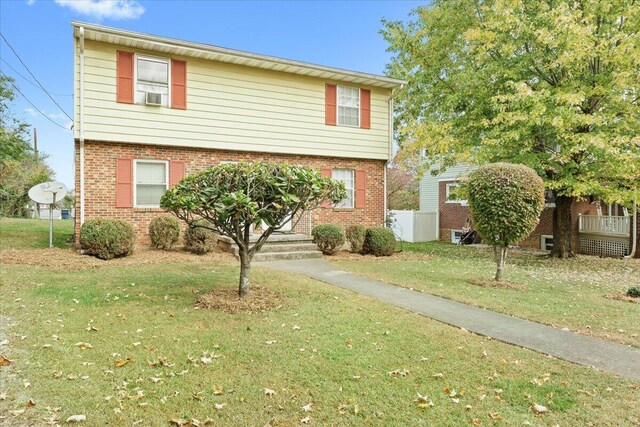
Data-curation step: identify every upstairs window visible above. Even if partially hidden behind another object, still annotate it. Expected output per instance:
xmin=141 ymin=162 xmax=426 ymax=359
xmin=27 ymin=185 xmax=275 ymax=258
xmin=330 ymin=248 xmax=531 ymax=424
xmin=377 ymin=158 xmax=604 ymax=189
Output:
xmin=134 ymin=160 xmax=168 ymax=207
xmin=337 ymin=86 xmax=360 ymax=127
xmin=445 ymin=183 xmax=468 ymax=206
xmin=136 ymin=56 xmax=169 ymax=107
xmin=332 ymin=168 xmax=354 ymax=208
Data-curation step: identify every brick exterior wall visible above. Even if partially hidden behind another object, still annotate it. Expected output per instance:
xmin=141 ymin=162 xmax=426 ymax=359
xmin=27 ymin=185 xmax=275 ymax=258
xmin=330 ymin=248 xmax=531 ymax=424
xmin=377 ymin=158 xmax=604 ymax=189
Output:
xmin=74 ymin=140 xmax=385 ymax=243
xmin=437 ymin=180 xmax=599 ymax=250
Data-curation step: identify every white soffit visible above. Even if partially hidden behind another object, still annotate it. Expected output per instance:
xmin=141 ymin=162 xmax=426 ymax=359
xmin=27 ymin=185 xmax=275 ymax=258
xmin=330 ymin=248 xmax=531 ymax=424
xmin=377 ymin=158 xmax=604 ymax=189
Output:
xmin=73 ymin=22 xmax=406 ymax=90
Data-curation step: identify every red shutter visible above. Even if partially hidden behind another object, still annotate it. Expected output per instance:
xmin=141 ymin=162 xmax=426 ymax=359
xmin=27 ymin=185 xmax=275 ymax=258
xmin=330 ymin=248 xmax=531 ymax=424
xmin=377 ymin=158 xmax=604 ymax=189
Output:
xmin=355 ymin=170 xmax=366 ymax=208
xmin=116 ymin=51 xmax=134 ymax=104
xmin=171 ymin=59 xmax=187 ymax=110
xmin=320 ymin=168 xmax=332 ymax=208
xmin=169 ymin=160 xmax=185 ymax=187
xmin=325 ymin=84 xmax=337 ymax=125
xmin=115 ymin=158 xmax=133 ymax=208
xmin=360 ymin=89 xmax=371 ymax=129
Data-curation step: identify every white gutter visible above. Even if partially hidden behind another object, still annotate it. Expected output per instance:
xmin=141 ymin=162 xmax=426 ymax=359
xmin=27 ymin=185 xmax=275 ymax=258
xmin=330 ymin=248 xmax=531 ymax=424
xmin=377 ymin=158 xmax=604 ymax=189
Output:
xmin=79 ymin=26 xmax=85 ymax=226
xmin=624 ymin=200 xmax=637 ymax=259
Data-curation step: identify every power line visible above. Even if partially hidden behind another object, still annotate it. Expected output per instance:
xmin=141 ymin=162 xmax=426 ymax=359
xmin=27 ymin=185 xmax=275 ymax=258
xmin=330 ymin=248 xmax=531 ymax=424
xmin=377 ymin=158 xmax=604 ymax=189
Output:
xmin=1 ymin=58 xmax=72 ymax=97
xmin=1 ymin=32 xmax=74 ymax=121
xmin=0 ymin=69 xmax=71 ymax=130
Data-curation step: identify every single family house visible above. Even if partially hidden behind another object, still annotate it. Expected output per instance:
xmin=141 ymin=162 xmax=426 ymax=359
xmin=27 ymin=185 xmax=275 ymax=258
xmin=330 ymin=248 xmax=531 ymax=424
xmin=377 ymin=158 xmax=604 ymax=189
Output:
xmin=72 ymin=22 xmax=405 ymax=243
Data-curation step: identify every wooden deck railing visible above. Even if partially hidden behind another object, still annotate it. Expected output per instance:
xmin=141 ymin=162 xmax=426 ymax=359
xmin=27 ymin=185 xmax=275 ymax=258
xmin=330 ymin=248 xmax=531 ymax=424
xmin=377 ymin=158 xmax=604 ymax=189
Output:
xmin=578 ymin=214 xmax=631 ymax=236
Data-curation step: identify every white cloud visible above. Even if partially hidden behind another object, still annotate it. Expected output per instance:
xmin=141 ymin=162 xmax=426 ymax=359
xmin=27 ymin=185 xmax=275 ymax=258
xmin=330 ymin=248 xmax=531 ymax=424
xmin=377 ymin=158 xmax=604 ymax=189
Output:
xmin=47 ymin=112 xmax=68 ymax=121
xmin=25 ymin=0 xmax=36 ymax=5
xmin=24 ymin=107 xmax=38 ymax=117
xmin=54 ymin=0 xmax=144 ymax=20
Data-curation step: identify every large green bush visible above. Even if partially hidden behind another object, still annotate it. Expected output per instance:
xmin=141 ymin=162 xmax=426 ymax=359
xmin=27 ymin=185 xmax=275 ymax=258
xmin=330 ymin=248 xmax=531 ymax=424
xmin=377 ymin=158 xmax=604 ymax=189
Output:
xmin=467 ymin=162 xmax=544 ymax=281
xmin=148 ymin=216 xmax=181 ymax=250
xmin=184 ymin=223 xmax=217 ymax=254
xmin=79 ymin=218 xmax=135 ymax=260
xmin=311 ymin=223 xmax=345 ymax=255
xmin=346 ymin=225 xmax=366 ymax=254
xmin=362 ymin=226 xmax=396 ymax=256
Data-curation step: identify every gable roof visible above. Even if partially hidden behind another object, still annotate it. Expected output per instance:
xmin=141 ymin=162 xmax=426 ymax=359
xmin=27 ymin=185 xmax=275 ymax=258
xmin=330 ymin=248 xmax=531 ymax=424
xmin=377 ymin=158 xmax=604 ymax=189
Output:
xmin=72 ymin=22 xmax=406 ymax=90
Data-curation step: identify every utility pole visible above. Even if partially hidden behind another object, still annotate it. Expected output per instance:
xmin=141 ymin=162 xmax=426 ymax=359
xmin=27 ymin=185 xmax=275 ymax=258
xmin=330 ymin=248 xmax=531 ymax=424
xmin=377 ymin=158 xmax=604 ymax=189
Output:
xmin=34 ymin=128 xmax=40 ymax=219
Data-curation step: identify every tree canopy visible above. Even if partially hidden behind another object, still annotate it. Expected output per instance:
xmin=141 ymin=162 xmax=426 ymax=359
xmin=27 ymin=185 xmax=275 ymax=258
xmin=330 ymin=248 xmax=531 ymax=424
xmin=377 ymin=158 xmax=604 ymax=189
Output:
xmin=161 ymin=162 xmax=345 ymax=297
xmin=382 ymin=0 xmax=640 ymax=256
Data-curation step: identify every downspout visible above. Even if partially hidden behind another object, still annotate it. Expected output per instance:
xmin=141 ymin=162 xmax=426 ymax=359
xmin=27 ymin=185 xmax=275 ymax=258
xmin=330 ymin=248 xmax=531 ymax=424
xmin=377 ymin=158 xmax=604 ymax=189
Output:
xmin=79 ymin=27 xmax=85 ymax=226
xmin=624 ymin=200 xmax=637 ymax=259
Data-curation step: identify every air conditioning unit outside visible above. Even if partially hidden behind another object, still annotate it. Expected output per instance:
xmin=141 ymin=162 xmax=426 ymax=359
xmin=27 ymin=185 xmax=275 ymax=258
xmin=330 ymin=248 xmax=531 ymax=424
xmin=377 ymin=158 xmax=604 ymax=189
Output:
xmin=145 ymin=92 xmax=162 ymax=106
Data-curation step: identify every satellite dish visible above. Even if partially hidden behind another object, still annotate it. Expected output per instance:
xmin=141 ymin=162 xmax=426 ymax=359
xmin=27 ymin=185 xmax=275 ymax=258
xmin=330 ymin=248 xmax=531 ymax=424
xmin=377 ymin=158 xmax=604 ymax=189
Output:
xmin=28 ymin=181 xmax=69 ymax=249
xmin=28 ymin=181 xmax=68 ymax=204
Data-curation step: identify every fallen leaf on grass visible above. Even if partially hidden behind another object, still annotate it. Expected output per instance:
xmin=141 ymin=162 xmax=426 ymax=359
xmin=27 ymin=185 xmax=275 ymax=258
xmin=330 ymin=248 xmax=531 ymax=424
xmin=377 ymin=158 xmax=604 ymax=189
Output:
xmin=212 ymin=385 xmax=224 ymax=395
xmin=531 ymin=403 xmax=548 ymax=414
xmin=265 ymin=340 xmax=277 ymax=345
xmin=66 ymin=414 xmax=86 ymax=422
xmin=214 ymin=403 xmax=226 ymax=410
xmin=388 ymin=369 xmax=410 ymax=377
xmin=115 ymin=358 xmax=133 ymax=367
xmin=414 ymin=392 xmax=434 ymax=409
xmin=302 ymin=403 xmax=313 ymax=412
xmin=300 ymin=416 xmax=311 ymax=424
xmin=27 ymin=399 xmax=35 ymax=407
xmin=432 ymin=373 xmax=444 ymax=379
xmin=0 ymin=390 xmax=7 ymax=400
xmin=0 ymin=339 xmax=8 ymax=346
xmin=264 ymin=388 xmax=276 ymax=397
xmin=0 ymin=356 xmax=10 ymax=366
xmin=10 ymin=409 xmax=26 ymax=416
xmin=488 ymin=411 xmax=502 ymax=420
xmin=86 ymin=322 xmax=98 ymax=332
xmin=75 ymin=342 xmax=93 ymax=350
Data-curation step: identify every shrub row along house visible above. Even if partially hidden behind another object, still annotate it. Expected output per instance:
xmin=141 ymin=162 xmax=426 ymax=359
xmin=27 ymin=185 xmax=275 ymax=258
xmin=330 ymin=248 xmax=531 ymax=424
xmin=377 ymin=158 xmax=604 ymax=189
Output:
xmin=72 ymin=22 xmax=405 ymax=243
xmin=420 ymin=164 xmax=638 ymax=258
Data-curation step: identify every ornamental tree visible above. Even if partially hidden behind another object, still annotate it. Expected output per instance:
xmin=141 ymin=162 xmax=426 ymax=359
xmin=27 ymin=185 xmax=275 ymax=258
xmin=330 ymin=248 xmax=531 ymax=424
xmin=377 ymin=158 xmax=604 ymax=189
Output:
xmin=382 ymin=0 xmax=640 ymax=258
xmin=160 ymin=162 xmax=346 ymax=297
xmin=467 ymin=163 xmax=544 ymax=281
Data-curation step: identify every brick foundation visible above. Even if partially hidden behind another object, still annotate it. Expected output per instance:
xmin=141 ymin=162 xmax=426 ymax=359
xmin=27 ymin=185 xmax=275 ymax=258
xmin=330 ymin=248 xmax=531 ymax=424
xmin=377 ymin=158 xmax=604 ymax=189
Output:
xmin=75 ymin=140 xmax=385 ymax=243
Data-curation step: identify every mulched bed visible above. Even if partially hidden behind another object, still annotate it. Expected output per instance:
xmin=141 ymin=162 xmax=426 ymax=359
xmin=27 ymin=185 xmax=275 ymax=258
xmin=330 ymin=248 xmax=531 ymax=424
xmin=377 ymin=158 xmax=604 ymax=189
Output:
xmin=603 ymin=293 xmax=640 ymax=304
xmin=0 ymin=246 xmax=235 ymax=270
xmin=468 ymin=278 xmax=528 ymax=291
xmin=196 ymin=286 xmax=287 ymax=314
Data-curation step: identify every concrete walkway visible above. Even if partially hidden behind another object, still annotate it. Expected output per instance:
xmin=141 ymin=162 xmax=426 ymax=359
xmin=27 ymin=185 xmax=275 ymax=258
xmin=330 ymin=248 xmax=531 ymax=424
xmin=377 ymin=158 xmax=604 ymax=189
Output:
xmin=257 ymin=258 xmax=640 ymax=381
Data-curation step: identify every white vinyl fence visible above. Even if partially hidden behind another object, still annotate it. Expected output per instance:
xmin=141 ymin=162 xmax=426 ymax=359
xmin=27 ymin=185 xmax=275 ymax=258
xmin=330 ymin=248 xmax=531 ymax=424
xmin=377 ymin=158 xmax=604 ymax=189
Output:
xmin=389 ymin=210 xmax=438 ymax=243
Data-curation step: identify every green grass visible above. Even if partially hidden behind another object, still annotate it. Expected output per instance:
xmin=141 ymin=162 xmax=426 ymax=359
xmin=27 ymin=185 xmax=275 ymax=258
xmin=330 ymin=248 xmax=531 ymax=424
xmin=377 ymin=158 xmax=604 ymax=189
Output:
xmin=0 ymin=217 xmax=74 ymax=249
xmin=331 ymin=242 xmax=640 ymax=348
xmin=1 ymin=220 xmax=639 ymax=425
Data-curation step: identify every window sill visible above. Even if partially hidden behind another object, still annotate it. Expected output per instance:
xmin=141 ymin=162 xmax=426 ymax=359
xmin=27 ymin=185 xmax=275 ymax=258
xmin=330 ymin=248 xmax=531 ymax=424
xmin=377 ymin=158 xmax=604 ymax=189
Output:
xmin=332 ymin=207 xmax=355 ymax=212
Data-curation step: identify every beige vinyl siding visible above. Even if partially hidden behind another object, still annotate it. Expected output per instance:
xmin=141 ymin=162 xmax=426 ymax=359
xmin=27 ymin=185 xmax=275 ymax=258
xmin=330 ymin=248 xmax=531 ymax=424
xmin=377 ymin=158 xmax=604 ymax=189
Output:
xmin=75 ymin=40 xmax=391 ymax=160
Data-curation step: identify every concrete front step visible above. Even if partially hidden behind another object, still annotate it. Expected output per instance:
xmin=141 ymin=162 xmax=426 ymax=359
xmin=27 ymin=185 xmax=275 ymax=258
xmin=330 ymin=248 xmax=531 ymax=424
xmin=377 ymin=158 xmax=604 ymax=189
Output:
xmin=216 ymin=233 xmax=322 ymax=261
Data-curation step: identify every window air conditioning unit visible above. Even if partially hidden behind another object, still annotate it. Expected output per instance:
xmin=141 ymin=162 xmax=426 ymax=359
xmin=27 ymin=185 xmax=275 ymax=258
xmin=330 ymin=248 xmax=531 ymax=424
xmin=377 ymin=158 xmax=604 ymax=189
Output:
xmin=145 ymin=92 xmax=162 ymax=106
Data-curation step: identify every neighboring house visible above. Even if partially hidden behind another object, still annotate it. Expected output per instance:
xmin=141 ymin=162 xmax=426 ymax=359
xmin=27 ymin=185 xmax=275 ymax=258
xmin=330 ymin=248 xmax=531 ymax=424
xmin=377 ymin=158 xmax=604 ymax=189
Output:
xmin=419 ymin=164 xmax=636 ymax=257
xmin=72 ymin=22 xmax=405 ymax=242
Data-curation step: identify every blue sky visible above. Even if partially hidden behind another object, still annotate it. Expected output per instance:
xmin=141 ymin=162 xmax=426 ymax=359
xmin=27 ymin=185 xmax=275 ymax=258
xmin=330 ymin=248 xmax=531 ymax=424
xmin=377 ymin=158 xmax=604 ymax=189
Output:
xmin=0 ymin=0 xmax=421 ymax=189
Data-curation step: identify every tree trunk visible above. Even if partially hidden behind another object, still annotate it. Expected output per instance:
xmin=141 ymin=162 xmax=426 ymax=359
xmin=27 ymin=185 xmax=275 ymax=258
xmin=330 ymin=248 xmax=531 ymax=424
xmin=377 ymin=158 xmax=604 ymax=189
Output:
xmin=494 ymin=246 xmax=507 ymax=281
xmin=238 ymin=251 xmax=252 ymax=298
xmin=550 ymin=194 xmax=575 ymax=258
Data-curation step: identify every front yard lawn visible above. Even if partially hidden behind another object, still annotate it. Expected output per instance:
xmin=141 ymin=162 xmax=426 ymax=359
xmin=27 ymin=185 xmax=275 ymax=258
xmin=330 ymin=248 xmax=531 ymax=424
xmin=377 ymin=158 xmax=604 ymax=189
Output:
xmin=1 ymin=221 xmax=639 ymax=425
xmin=330 ymin=242 xmax=640 ymax=348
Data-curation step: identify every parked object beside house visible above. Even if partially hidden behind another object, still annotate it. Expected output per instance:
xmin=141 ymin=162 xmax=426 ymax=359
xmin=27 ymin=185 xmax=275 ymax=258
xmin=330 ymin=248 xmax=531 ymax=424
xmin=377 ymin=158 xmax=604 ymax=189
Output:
xmin=72 ymin=22 xmax=405 ymax=243
xmin=418 ymin=164 xmax=637 ymax=257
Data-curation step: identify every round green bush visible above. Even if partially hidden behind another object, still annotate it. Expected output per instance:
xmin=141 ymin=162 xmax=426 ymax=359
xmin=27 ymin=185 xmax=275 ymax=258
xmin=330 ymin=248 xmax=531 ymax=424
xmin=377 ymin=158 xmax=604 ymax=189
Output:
xmin=346 ymin=225 xmax=366 ymax=254
xmin=79 ymin=218 xmax=135 ymax=260
xmin=627 ymin=286 xmax=640 ymax=298
xmin=467 ymin=163 xmax=545 ymax=247
xmin=311 ymin=223 xmax=345 ymax=255
xmin=362 ymin=226 xmax=396 ymax=256
xmin=184 ymin=223 xmax=217 ymax=254
xmin=148 ymin=216 xmax=181 ymax=250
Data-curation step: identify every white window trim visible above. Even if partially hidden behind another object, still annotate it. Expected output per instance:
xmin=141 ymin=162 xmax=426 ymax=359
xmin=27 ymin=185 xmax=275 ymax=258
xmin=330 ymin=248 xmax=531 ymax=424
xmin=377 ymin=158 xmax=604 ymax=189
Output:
xmin=445 ymin=182 xmax=468 ymax=205
xmin=332 ymin=168 xmax=355 ymax=209
xmin=133 ymin=159 xmax=169 ymax=208
xmin=336 ymin=85 xmax=360 ymax=128
xmin=451 ymin=229 xmax=463 ymax=244
xmin=541 ymin=234 xmax=554 ymax=251
xmin=134 ymin=54 xmax=171 ymax=107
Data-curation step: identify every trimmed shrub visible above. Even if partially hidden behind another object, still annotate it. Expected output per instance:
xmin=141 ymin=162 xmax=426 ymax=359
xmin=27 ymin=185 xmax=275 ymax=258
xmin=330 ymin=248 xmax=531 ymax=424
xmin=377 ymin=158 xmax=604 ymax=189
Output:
xmin=184 ymin=223 xmax=217 ymax=254
xmin=148 ymin=216 xmax=181 ymax=250
xmin=311 ymin=224 xmax=345 ymax=255
xmin=362 ymin=226 xmax=396 ymax=256
xmin=467 ymin=162 xmax=544 ymax=281
xmin=79 ymin=218 xmax=135 ymax=260
xmin=346 ymin=225 xmax=366 ymax=254
xmin=627 ymin=287 xmax=640 ymax=298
